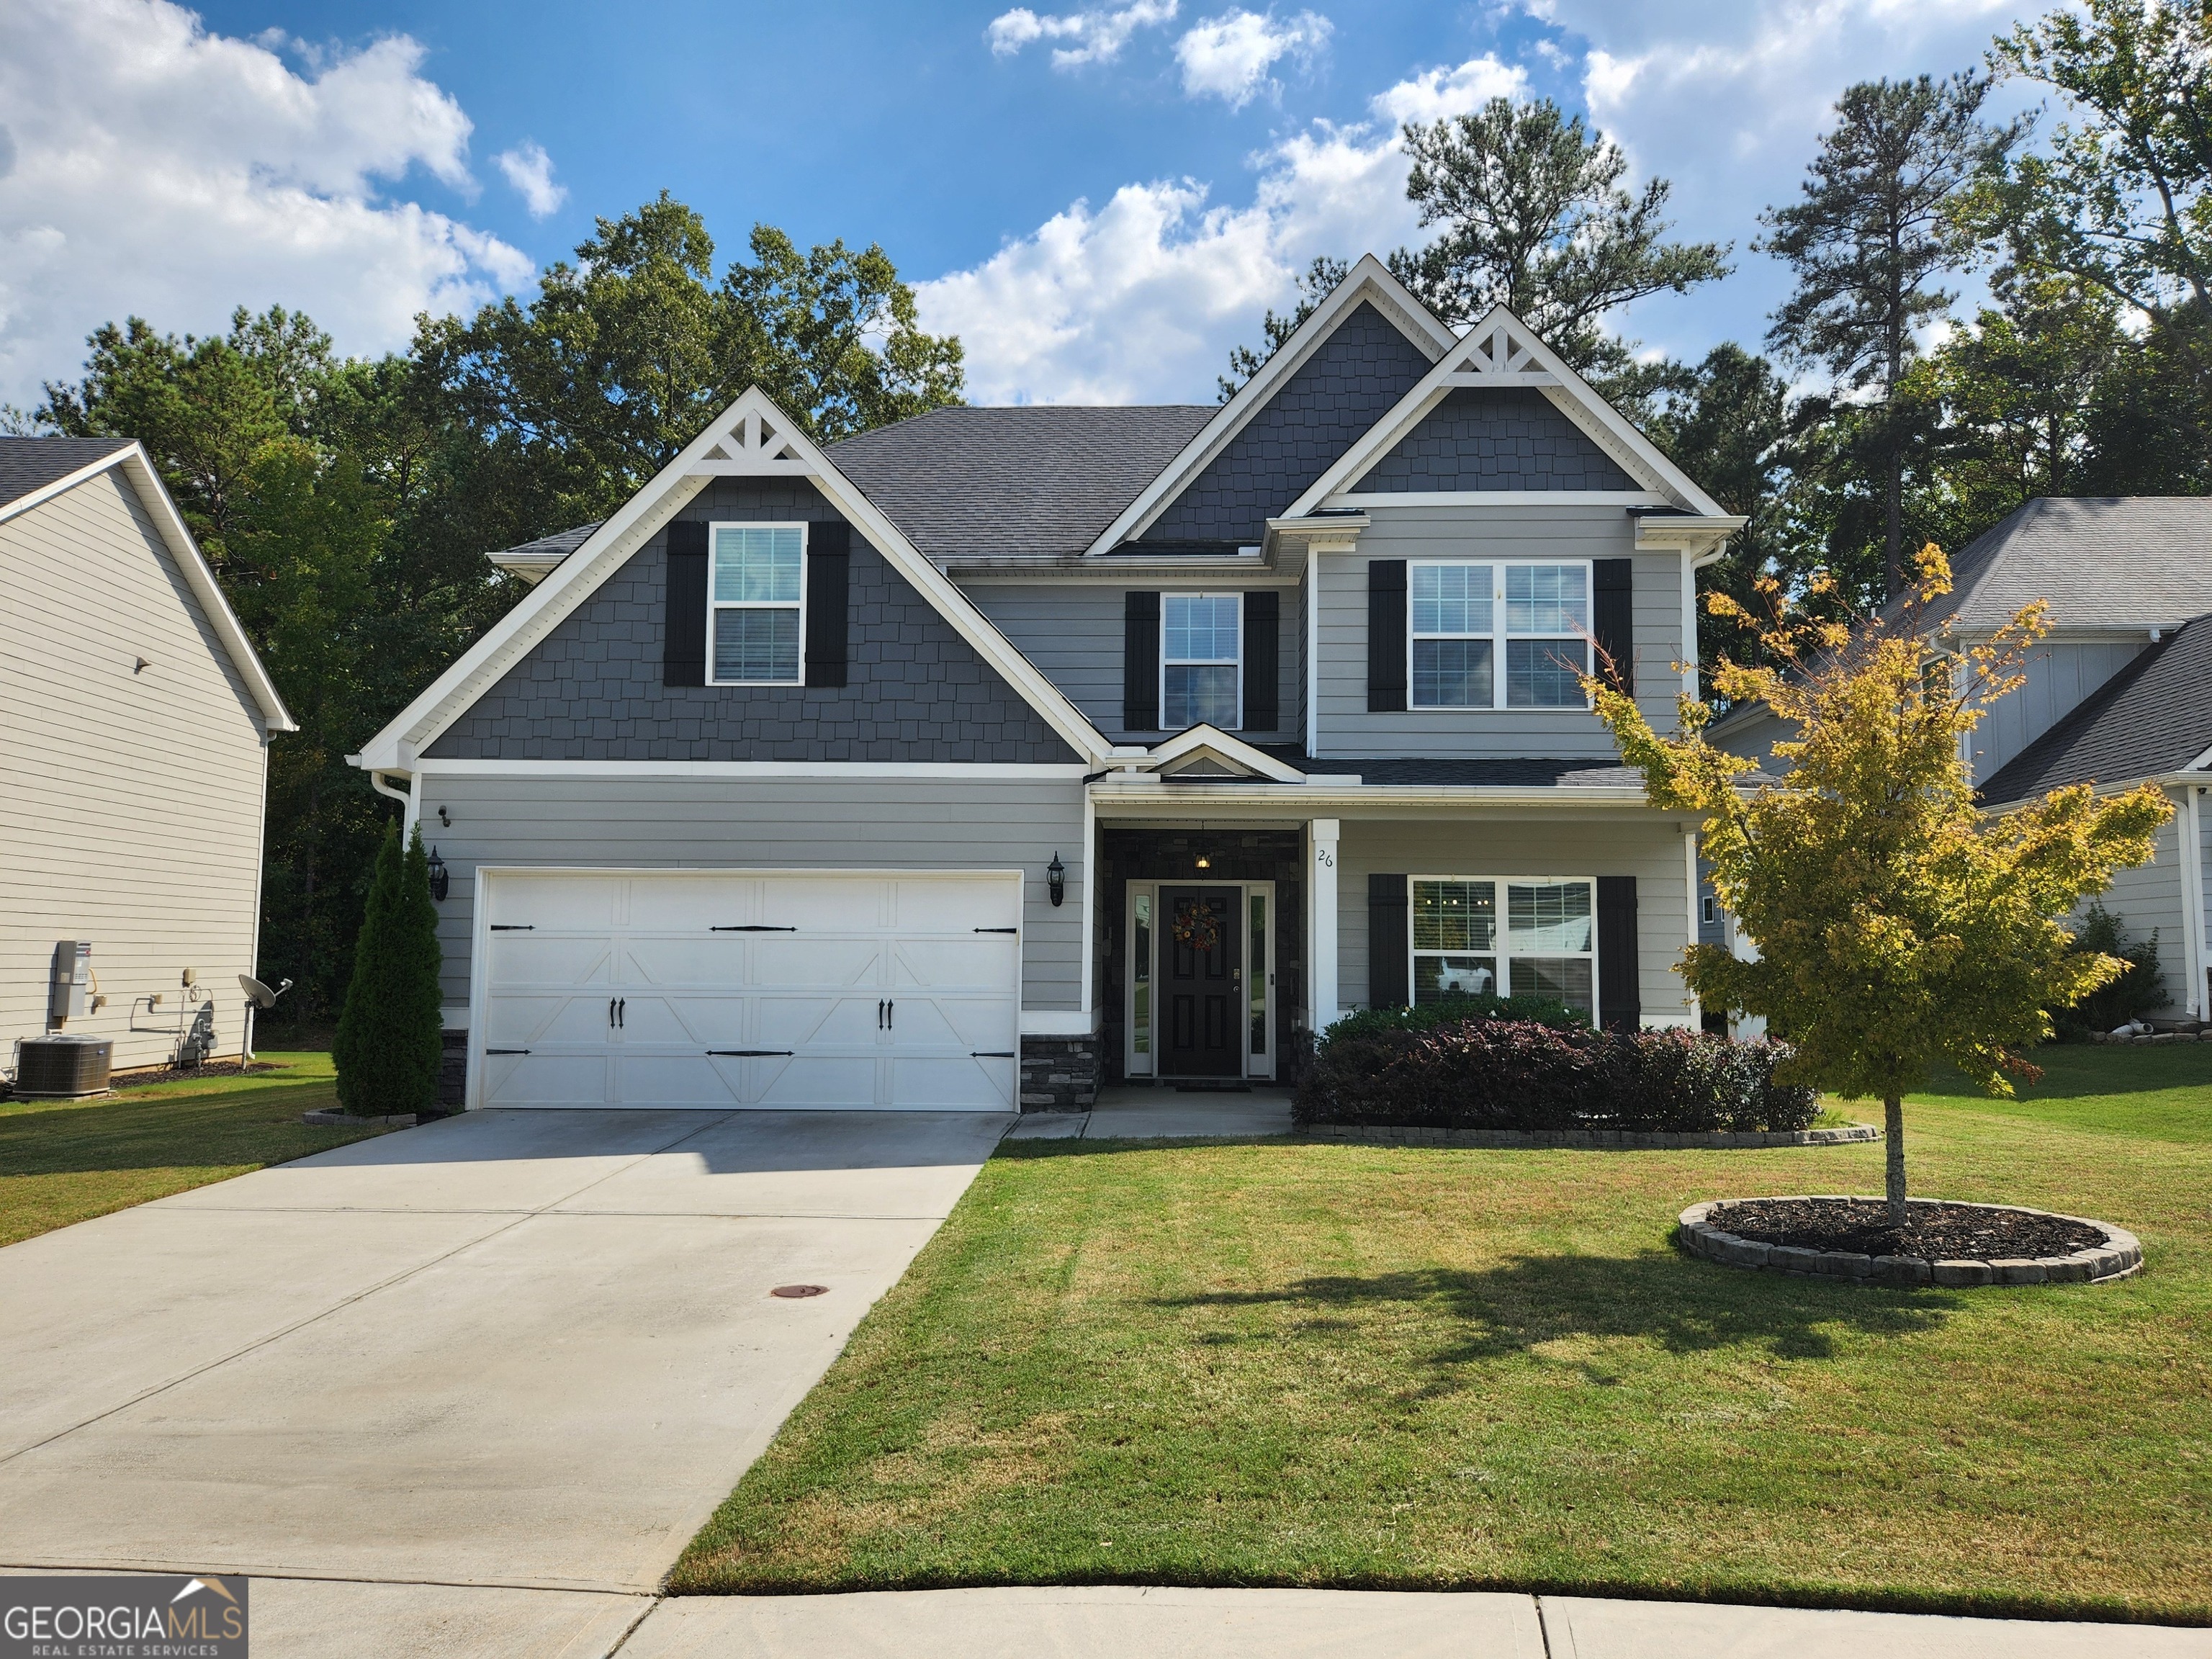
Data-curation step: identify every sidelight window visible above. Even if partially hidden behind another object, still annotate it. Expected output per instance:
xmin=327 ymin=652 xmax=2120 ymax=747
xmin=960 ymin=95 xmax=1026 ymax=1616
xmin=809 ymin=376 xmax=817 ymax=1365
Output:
xmin=710 ymin=523 xmax=805 ymax=684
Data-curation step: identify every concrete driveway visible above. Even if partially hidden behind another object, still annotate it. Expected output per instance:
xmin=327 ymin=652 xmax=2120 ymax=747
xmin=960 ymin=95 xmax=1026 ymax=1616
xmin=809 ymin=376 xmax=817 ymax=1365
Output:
xmin=0 ymin=1107 xmax=1010 ymax=1655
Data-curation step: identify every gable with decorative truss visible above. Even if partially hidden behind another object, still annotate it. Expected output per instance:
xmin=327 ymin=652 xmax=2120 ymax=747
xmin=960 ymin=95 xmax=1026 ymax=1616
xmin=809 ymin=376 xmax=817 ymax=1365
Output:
xmin=1285 ymin=306 xmax=1730 ymax=518
xmin=355 ymin=387 xmax=1109 ymax=772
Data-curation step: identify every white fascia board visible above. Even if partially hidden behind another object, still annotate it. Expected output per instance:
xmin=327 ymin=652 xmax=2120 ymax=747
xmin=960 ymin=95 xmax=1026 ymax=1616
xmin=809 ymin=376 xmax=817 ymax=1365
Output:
xmin=413 ymin=759 xmax=1092 ymax=780
xmin=1284 ymin=306 xmax=1730 ymax=521
xmin=1081 ymin=255 xmax=1457 ymax=557
xmin=1321 ymin=490 xmax=1671 ymax=510
xmin=105 ymin=446 xmax=296 ymax=734
xmin=1090 ymin=781 xmax=1663 ymax=810
xmin=356 ymin=387 xmax=1113 ymax=771
xmin=1142 ymin=723 xmax=1307 ymax=782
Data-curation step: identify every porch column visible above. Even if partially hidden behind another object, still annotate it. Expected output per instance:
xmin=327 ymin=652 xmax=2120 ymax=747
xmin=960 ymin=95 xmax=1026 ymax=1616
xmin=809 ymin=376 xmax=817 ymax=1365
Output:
xmin=1309 ymin=817 xmax=1339 ymax=1033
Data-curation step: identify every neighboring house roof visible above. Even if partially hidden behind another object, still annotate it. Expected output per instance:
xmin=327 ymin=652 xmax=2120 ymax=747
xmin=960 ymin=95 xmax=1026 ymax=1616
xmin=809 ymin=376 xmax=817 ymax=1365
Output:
xmin=487 ymin=521 xmax=602 ymax=585
xmin=1976 ymin=611 xmax=2212 ymax=806
xmin=1889 ymin=496 xmax=2212 ymax=634
xmin=0 ymin=436 xmax=133 ymax=508
xmin=0 ymin=436 xmax=295 ymax=733
xmin=827 ymin=405 xmax=1213 ymax=560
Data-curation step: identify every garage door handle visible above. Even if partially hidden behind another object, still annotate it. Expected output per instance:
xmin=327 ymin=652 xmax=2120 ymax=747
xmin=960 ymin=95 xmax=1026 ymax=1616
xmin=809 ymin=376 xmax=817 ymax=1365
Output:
xmin=971 ymin=1051 xmax=1016 ymax=1058
xmin=706 ymin=1049 xmax=793 ymax=1057
xmin=486 ymin=1048 xmax=531 ymax=1055
xmin=711 ymin=925 xmax=797 ymax=932
xmin=974 ymin=927 xmax=1017 ymax=934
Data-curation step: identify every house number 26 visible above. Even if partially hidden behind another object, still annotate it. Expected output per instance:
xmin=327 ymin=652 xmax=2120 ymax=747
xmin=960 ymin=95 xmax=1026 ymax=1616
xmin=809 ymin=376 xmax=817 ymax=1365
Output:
xmin=1316 ymin=847 xmax=1334 ymax=868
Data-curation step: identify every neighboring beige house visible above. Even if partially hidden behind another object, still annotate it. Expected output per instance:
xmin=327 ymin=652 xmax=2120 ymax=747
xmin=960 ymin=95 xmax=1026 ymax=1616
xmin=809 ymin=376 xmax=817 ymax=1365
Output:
xmin=2 ymin=437 xmax=294 ymax=1079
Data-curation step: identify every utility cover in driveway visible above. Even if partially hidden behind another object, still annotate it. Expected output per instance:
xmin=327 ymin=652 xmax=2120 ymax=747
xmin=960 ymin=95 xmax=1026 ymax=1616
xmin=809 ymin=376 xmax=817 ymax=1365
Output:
xmin=480 ymin=871 xmax=1020 ymax=1110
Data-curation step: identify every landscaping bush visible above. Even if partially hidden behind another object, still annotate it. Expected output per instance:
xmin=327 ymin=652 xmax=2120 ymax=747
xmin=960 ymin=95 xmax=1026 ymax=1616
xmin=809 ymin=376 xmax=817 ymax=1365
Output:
xmin=1322 ymin=992 xmax=1588 ymax=1044
xmin=332 ymin=825 xmax=444 ymax=1116
xmin=2049 ymin=903 xmax=2165 ymax=1040
xmin=1293 ymin=1014 xmax=1816 ymax=1133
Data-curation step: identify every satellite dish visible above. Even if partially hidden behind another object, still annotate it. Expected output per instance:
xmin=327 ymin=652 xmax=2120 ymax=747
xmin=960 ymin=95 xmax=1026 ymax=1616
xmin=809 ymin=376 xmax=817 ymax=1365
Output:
xmin=240 ymin=974 xmax=279 ymax=1008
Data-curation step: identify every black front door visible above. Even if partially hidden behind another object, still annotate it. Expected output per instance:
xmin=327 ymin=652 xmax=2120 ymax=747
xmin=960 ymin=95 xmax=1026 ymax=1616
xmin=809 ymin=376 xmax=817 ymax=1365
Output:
xmin=1159 ymin=886 xmax=1243 ymax=1077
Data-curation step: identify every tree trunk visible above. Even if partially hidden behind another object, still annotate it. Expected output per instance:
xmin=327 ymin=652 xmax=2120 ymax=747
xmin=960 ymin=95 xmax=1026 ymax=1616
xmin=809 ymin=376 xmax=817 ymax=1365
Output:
xmin=1884 ymin=448 xmax=1903 ymax=603
xmin=1884 ymin=1093 xmax=1907 ymax=1229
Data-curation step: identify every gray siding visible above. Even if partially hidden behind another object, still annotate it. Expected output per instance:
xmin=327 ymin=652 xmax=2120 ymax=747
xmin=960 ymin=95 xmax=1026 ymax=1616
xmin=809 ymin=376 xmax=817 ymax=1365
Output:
xmin=1143 ymin=302 xmax=1433 ymax=546
xmin=1314 ymin=505 xmax=1683 ymax=759
xmin=1334 ymin=814 xmax=1696 ymax=1024
xmin=964 ymin=580 xmax=1302 ymax=744
xmin=419 ymin=774 xmax=1087 ymax=1014
xmin=428 ymin=478 xmax=1076 ymax=763
xmin=1350 ymin=388 xmax=1634 ymax=493
xmin=1971 ymin=639 xmax=2147 ymax=782
xmin=1 ymin=469 xmax=271 ymax=1071
xmin=2095 ymin=802 xmax=2190 ymax=1017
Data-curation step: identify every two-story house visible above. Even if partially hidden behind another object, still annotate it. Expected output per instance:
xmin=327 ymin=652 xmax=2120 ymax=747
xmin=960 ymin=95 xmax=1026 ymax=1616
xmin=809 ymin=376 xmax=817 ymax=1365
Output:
xmin=349 ymin=256 xmax=1744 ymax=1112
xmin=1711 ymin=496 xmax=2212 ymax=1026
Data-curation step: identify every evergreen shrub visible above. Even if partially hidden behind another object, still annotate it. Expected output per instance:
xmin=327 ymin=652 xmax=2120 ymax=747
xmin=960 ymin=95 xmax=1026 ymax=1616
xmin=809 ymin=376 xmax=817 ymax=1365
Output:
xmin=332 ymin=825 xmax=444 ymax=1115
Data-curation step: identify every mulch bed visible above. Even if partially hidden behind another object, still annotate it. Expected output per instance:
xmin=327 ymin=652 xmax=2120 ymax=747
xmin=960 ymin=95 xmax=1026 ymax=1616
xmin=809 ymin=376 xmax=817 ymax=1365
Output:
xmin=113 ymin=1060 xmax=287 ymax=1087
xmin=1707 ymin=1197 xmax=2106 ymax=1262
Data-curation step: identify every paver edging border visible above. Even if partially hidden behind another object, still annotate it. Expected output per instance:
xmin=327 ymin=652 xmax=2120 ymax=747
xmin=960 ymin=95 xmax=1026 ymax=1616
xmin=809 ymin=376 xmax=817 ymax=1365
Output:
xmin=1298 ymin=1123 xmax=1879 ymax=1149
xmin=1676 ymin=1197 xmax=2144 ymax=1286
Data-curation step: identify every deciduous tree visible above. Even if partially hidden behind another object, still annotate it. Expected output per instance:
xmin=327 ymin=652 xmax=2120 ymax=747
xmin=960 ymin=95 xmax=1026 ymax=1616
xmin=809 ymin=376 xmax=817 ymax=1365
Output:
xmin=1588 ymin=547 xmax=2170 ymax=1225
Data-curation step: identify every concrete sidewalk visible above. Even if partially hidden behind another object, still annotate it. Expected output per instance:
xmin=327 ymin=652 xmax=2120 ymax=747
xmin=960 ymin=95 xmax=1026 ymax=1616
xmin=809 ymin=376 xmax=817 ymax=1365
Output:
xmin=1004 ymin=1085 xmax=1295 ymax=1140
xmin=621 ymin=1587 xmax=2212 ymax=1658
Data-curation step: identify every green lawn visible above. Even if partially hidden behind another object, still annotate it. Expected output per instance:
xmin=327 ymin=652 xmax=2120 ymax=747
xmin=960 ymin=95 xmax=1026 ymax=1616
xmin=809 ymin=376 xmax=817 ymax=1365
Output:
xmin=673 ymin=1044 xmax=2212 ymax=1622
xmin=0 ymin=1053 xmax=393 ymax=1247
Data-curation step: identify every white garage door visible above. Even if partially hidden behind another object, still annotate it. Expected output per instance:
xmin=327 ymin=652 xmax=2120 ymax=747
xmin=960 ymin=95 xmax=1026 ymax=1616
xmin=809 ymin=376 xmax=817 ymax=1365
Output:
xmin=477 ymin=871 xmax=1021 ymax=1110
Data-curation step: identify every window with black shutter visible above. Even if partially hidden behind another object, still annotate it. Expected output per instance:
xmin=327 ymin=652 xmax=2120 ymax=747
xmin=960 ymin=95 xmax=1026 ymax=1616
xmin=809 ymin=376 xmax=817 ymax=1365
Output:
xmin=1243 ymin=590 xmax=1279 ymax=730
xmin=1368 ymin=873 xmax=1409 ymax=1008
xmin=1123 ymin=591 xmax=1160 ymax=730
xmin=805 ymin=521 xmax=850 ymax=688
xmin=662 ymin=521 xmax=708 ymax=687
xmin=1367 ymin=559 xmax=1406 ymax=712
xmin=1596 ymin=874 xmax=1640 ymax=1031
xmin=1593 ymin=557 xmax=1634 ymax=694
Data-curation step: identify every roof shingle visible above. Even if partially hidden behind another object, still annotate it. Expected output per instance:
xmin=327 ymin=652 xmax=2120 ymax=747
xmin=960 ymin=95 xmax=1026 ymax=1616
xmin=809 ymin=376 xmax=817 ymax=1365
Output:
xmin=1889 ymin=496 xmax=2212 ymax=633
xmin=0 ymin=437 xmax=133 ymax=511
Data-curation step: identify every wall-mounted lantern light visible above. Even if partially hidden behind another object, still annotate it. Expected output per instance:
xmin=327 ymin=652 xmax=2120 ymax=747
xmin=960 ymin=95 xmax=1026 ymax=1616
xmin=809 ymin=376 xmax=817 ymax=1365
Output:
xmin=1194 ymin=848 xmax=1212 ymax=871
xmin=439 ymin=805 xmax=451 ymax=827
xmin=1046 ymin=852 xmax=1066 ymax=907
xmin=427 ymin=845 xmax=450 ymax=903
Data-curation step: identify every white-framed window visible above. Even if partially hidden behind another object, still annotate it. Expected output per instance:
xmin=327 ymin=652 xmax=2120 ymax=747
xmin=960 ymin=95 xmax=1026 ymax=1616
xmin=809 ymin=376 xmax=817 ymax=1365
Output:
xmin=709 ymin=523 xmax=806 ymax=685
xmin=1409 ymin=560 xmax=1591 ymax=709
xmin=1701 ymin=894 xmax=1717 ymax=925
xmin=1411 ymin=875 xmax=1597 ymax=1017
xmin=1161 ymin=593 xmax=1241 ymax=729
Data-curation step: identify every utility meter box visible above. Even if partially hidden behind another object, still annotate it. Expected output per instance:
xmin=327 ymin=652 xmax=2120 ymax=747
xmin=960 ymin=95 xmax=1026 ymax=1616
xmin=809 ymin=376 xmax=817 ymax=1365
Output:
xmin=49 ymin=940 xmax=91 ymax=1023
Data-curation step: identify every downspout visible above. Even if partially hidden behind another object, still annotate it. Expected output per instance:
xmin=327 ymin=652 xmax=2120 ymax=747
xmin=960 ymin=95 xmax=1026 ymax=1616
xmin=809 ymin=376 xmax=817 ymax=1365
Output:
xmin=1304 ymin=549 xmax=1321 ymax=758
xmin=2183 ymin=785 xmax=2208 ymax=1020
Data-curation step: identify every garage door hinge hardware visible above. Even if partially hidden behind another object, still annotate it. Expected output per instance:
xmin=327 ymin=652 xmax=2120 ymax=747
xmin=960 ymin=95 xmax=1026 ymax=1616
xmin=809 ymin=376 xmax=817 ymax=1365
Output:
xmin=971 ymin=1051 xmax=1016 ymax=1058
xmin=706 ymin=1049 xmax=794 ymax=1057
xmin=711 ymin=925 xmax=798 ymax=932
xmin=486 ymin=1048 xmax=531 ymax=1055
xmin=974 ymin=926 xmax=1018 ymax=934
xmin=490 ymin=924 xmax=534 ymax=931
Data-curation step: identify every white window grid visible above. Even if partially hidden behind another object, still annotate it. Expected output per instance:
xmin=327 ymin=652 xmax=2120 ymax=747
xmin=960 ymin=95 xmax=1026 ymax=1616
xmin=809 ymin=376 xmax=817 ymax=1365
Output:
xmin=708 ymin=521 xmax=808 ymax=686
xmin=1407 ymin=558 xmax=1593 ymax=710
xmin=1160 ymin=592 xmax=1244 ymax=730
xmin=1407 ymin=874 xmax=1599 ymax=1016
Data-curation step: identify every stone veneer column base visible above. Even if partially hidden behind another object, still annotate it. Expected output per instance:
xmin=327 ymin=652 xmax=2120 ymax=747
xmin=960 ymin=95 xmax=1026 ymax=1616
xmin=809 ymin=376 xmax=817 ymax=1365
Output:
xmin=435 ymin=1029 xmax=467 ymax=1115
xmin=1020 ymin=1035 xmax=1102 ymax=1113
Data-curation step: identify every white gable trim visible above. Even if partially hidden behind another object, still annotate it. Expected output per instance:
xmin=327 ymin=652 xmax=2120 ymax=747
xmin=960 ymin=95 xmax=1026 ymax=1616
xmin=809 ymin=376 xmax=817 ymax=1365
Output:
xmin=1081 ymin=255 xmax=1457 ymax=558
xmin=352 ymin=389 xmax=1110 ymax=771
xmin=1281 ymin=305 xmax=1731 ymax=521
xmin=2 ymin=442 xmax=296 ymax=734
xmin=1133 ymin=724 xmax=1308 ymax=783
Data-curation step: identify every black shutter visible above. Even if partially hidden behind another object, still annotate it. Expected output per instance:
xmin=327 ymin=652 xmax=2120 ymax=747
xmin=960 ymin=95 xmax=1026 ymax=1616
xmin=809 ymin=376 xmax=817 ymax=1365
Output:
xmin=662 ymin=520 xmax=708 ymax=687
xmin=1367 ymin=559 xmax=1407 ymax=712
xmin=1123 ymin=591 xmax=1160 ymax=731
xmin=1242 ymin=590 xmax=1279 ymax=730
xmin=1593 ymin=557 xmax=1634 ymax=694
xmin=1369 ymin=873 xmax=1410 ymax=1009
xmin=1596 ymin=875 xmax=1640 ymax=1032
xmin=805 ymin=521 xmax=850 ymax=688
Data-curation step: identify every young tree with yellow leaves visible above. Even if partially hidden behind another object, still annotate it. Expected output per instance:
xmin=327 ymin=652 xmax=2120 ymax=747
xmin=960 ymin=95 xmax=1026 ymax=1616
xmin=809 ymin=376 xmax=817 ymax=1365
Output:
xmin=1588 ymin=547 xmax=2170 ymax=1228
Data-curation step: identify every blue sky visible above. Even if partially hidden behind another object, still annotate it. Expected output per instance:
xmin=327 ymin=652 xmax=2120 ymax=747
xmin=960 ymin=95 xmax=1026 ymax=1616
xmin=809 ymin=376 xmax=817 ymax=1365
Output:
xmin=1 ymin=0 xmax=2045 ymax=408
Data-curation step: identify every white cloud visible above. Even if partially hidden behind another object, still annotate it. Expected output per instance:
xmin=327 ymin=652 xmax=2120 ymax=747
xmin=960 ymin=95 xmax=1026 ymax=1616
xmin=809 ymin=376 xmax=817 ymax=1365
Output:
xmin=1174 ymin=9 xmax=1333 ymax=110
xmin=918 ymin=53 xmax=1524 ymax=403
xmin=495 ymin=141 xmax=567 ymax=218
xmin=986 ymin=1 xmax=1179 ymax=68
xmin=0 ymin=0 xmax=531 ymax=407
